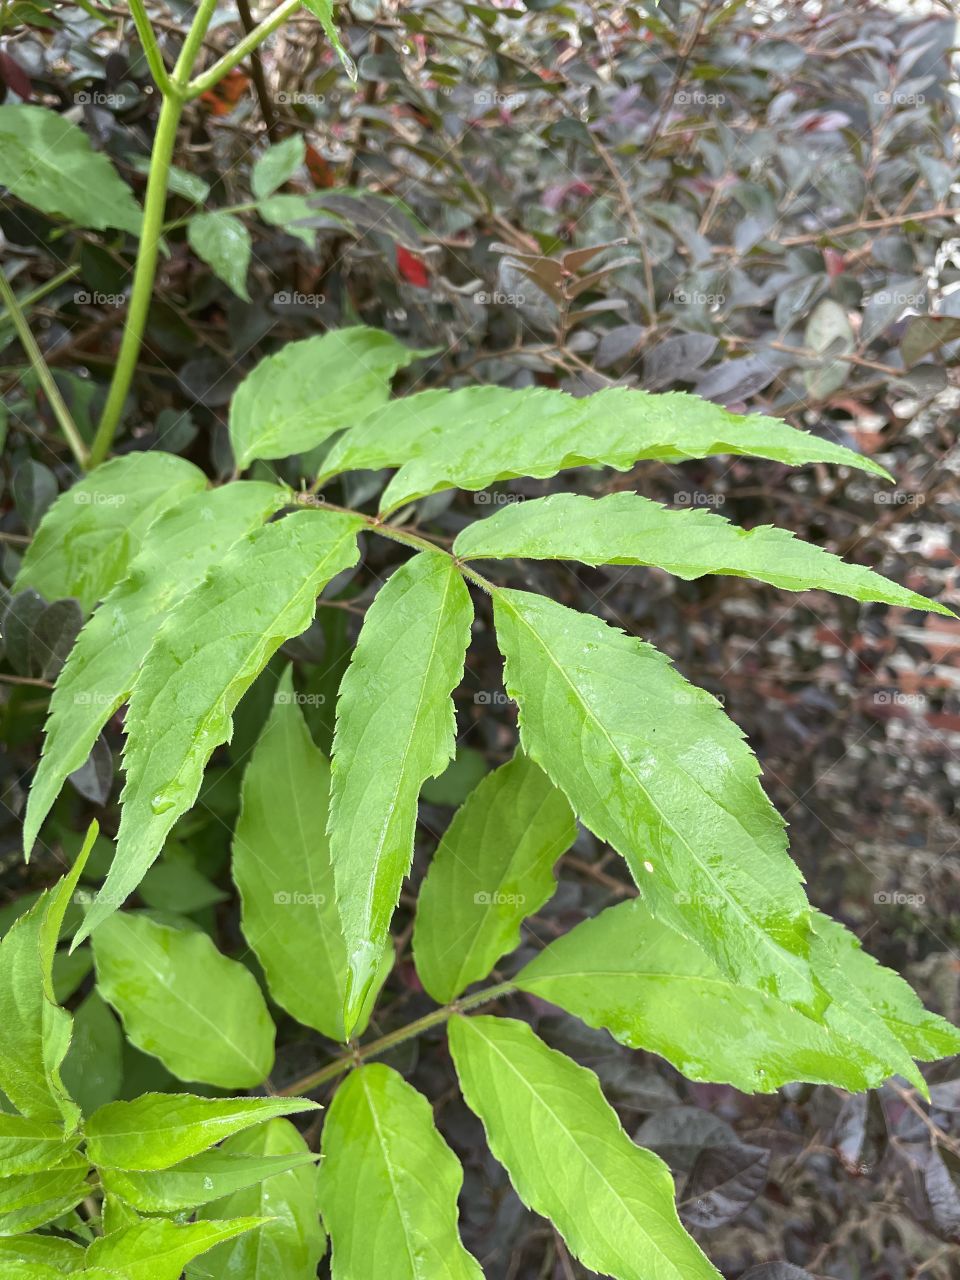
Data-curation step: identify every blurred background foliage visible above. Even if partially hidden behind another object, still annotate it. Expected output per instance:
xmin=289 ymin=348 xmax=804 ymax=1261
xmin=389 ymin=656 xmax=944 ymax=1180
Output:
xmin=2 ymin=0 xmax=960 ymax=1274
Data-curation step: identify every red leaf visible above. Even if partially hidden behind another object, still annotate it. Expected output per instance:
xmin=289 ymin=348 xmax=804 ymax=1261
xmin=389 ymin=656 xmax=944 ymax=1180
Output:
xmin=396 ymin=245 xmax=429 ymax=288
xmin=0 ymin=53 xmax=31 ymax=102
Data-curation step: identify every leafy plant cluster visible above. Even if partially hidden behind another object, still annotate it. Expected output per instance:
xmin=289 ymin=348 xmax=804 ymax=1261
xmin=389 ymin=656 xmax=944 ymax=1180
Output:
xmin=1 ymin=1 xmax=960 ymax=1278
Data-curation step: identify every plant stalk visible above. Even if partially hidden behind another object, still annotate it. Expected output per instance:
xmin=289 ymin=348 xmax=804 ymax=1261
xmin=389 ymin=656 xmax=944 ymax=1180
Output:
xmin=0 ymin=269 xmax=89 ymax=468
xmin=126 ymin=0 xmax=172 ymax=94
xmin=186 ymin=0 xmax=301 ymax=98
xmin=279 ymin=982 xmax=516 ymax=1096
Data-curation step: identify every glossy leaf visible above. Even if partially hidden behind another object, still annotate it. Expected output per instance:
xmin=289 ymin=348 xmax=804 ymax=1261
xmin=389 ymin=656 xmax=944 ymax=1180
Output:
xmin=233 ymin=667 xmax=390 ymax=1042
xmin=92 ymin=913 xmax=276 ymax=1088
xmin=0 ymin=104 xmax=141 ymax=233
xmin=188 ymin=212 xmax=252 ymax=301
xmin=414 ymin=752 xmax=576 ymax=1003
xmin=455 ymin=492 xmax=951 ymax=615
xmin=85 ymin=1093 xmax=319 ymax=1171
xmin=319 ymin=1064 xmax=482 ymax=1279
xmin=516 ymin=899 xmax=957 ymax=1093
xmin=0 ymin=1159 xmax=92 ymax=1235
xmin=59 ymin=991 xmax=124 ymax=1116
xmin=14 ymin=452 xmax=206 ymax=612
xmin=78 ymin=508 xmax=363 ymax=941
xmin=315 ymin=385 xmax=891 ymax=513
xmin=229 ymin=327 xmax=422 ymax=469
xmin=23 ymin=481 xmax=286 ymax=858
xmin=0 ymin=1234 xmax=86 ymax=1270
xmin=0 ymin=1115 xmax=80 ymax=1177
xmin=493 ymin=588 xmax=814 ymax=1005
xmin=85 ymin=1217 xmax=265 ymax=1280
xmin=201 ymin=1120 xmax=327 ymax=1280
xmin=449 ymin=1015 xmax=720 ymax=1279
xmin=329 ymin=552 xmax=473 ymax=1034
xmin=100 ymin=1147 xmax=319 ymax=1213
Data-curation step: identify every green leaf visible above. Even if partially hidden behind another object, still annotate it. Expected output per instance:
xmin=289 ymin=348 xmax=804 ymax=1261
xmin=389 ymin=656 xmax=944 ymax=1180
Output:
xmin=299 ymin=0 xmax=356 ymax=79
xmin=493 ymin=589 xmax=815 ymax=1006
xmin=23 ymin=481 xmax=286 ymax=858
xmin=60 ymin=991 xmax=123 ymax=1116
xmin=101 ymin=1147 xmax=319 ymax=1213
xmin=200 ymin=1120 xmax=326 ymax=1280
xmin=85 ymin=1092 xmax=319 ymax=1171
xmin=0 ymin=1159 xmax=92 ymax=1235
xmin=318 ymin=1065 xmax=482 ymax=1279
xmin=233 ymin=667 xmax=390 ymax=1042
xmin=257 ymin=194 xmax=316 ymax=246
xmin=414 ymin=752 xmax=576 ymax=1003
xmin=455 ymin=492 xmax=952 ymax=615
xmin=0 ymin=823 xmax=97 ymax=1127
xmin=229 ymin=327 xmax=423 ymax=470
xmin=0 ymin=1114 xmax=81 ymax=1176
xmin=515 ymin=899 xmax=953 ymax=1093
xmin=85 ymin=1217 xmax=265 ymax=1280
xmin=252 ymin=135 xmax=306 ymax=199
xmin=14 ymin=452 xmax=207 ymax=612
xmin=315 ymin=385 xmax=892 ymax=513
xmin=77 ymin=508 xmax=363 ymax=941
xmin=0 ymin=1235 xmax=86 ymax=1270
xmin=188 ymin=212 xmax=252 ymax=300
xmin=92 ymin=914 xmax=276 ymax=1088
xmin=448 ymin=1016 xmax=720 ymax=1280
xmin=329 ymin=552 xmax=473 ymax=1034
xmin=0 ymin=104 xmax=141 ymax=233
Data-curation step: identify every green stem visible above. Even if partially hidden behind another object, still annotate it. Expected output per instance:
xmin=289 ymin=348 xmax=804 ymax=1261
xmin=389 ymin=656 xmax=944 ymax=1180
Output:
xmin=279 ymin=982 xmax=515 ymax=1096
xmin=186 ymin=0 xmax=302 ymax=98
xmin=0 ymin=269 xmax=89 ymax=468
xmin=90 ymin=0 xmax=220 ymax=469
xmin=126 ymin=0 xmax=172 ymax=94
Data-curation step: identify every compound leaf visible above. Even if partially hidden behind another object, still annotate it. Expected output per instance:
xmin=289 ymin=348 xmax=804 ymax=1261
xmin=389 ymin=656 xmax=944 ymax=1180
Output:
xmin=448 ymin=1015 xmax=720 ymax=1280
xmin=493 ymin=589 xmax=814 ymax=1006
xmin=233 ymin=667 xmax=390 ymax=1042
xmin=229 ymin=327 xmax=423 ymax=469
xmin=200 ymin=1120 xmax=327 ymax=1280
xmin=414 ymin=752 xmax=576 ymax=1003
xmin=92 ymin=914 xmax=276 ymax=1089
xmin=0 ymin=104 xmax=141 ymax=233
xmin=315 ymin=385 xmax=891 ymax=513
xmin=329 ymin=552 xmax=472 ymax=1035
xmin=318 ymin=1064 xmax=481 ymax=1279
xmin=14 ymin=452 xmax=206 ymax=612
xmin=77 ymin=508 xmax=363 ymax=941
xmin=23 ymin=481 xmax=286 ymax=858
xmin=85 ymin=1093 xmax=319 ymax=1171
xmin=455 ymin=492 xmax=951 ymax=615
